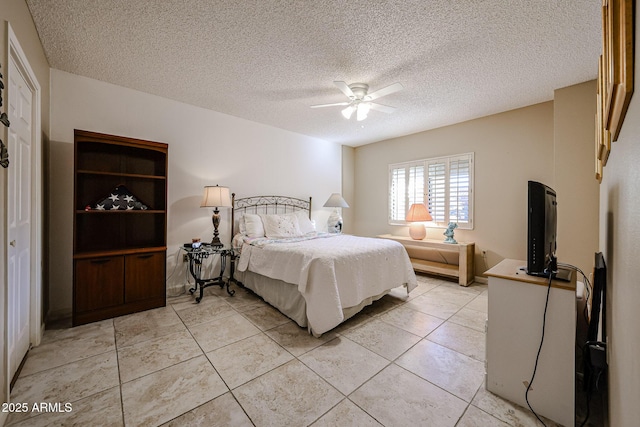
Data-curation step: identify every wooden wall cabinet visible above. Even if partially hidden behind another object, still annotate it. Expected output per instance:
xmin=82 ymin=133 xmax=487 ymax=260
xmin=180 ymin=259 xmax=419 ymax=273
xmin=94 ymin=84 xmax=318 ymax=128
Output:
xmin=73 ymin=130 xmax=168 ymax=326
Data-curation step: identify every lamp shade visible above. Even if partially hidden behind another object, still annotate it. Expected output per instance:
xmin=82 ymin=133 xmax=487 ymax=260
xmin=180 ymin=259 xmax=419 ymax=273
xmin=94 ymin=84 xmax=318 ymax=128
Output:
xmin=356 ymin=102 xmax=370 ymax=121
xmin=406 ymin=203 xmax=432 ymax=222
xmin=341 ymin=106 xmax=354 ymax=119
xmin=323 ymin=193 xmax=349 ymax=208
xmin=200 ymin=185 xmax=232 ymax=208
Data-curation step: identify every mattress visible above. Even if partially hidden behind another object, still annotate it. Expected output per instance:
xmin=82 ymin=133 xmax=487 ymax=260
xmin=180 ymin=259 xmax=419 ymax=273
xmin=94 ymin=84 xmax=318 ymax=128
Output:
xmin=236 ymin=233 xmax=417 ymax=335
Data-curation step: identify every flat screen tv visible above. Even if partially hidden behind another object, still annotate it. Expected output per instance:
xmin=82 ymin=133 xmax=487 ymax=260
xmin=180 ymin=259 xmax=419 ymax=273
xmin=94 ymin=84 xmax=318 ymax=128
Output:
xmin=526 ymin=181 xmax=557 ymax=277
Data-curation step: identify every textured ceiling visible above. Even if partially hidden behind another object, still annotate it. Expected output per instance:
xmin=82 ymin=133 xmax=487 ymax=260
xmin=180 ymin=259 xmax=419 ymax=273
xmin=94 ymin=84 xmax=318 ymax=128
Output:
xmin=26 ymin=0 xmax=601 ymax=147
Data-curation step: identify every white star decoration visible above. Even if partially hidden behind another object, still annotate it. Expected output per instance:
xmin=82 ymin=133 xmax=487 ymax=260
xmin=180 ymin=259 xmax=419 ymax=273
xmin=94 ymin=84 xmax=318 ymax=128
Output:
xmin=92 ymin=186 xmax=148 ymax=210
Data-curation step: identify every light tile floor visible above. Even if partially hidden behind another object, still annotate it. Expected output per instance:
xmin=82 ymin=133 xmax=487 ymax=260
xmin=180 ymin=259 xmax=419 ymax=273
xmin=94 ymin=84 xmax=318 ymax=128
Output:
xmin=8 ymin=274 xmax=563 ymax=427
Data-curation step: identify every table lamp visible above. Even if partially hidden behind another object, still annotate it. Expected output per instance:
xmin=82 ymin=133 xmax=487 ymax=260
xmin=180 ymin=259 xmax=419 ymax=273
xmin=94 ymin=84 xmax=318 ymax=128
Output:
xmin=323 ymin=193 xmax=349 ymax=233
xmin=200 ymin=185 xmax=232 ymax=247
xmin=406 ymin=203 xmax=432 ymax=240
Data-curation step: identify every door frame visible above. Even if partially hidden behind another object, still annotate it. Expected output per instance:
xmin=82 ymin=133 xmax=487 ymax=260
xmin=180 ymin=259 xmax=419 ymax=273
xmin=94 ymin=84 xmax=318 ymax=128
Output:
xmin=4 ymin=22 xmax=43 ymax=394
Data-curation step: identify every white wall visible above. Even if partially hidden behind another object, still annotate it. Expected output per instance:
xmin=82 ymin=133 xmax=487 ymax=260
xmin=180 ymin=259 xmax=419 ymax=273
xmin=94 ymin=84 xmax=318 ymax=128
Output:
xmin=599 ymin=5 xmax=640 ymax=425
xmin=341 ymin=145 xmax=355 ymax=234
xmin=48 ymin=69 xmax=342 ymax=318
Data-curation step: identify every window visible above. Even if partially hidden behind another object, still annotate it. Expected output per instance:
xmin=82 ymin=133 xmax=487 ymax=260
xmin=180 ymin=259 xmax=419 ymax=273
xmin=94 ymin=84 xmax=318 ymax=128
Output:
xmin=388 ymin=153 xmax=474 ymax=229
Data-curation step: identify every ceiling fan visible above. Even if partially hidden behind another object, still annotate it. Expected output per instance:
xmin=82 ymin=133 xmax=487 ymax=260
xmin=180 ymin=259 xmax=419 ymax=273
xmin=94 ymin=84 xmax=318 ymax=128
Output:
xmin=311 ymin=81 xmax=404 ymax=121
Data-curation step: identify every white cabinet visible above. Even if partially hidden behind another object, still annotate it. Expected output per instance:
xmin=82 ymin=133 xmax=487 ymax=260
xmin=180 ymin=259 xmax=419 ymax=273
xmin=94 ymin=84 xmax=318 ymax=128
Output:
xmin=485 ymin=259 xmax=576 ymax=427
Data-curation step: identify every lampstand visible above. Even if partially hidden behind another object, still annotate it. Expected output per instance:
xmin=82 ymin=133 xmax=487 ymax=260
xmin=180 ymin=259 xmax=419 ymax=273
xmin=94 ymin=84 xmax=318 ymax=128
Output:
xmin=200 ymin=185 xmax=232 ymax=247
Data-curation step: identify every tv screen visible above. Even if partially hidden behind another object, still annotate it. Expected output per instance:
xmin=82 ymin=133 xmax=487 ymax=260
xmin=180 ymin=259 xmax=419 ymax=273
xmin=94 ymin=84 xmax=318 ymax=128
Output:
xmin=526 ymin=181 xmax=557 ymax=277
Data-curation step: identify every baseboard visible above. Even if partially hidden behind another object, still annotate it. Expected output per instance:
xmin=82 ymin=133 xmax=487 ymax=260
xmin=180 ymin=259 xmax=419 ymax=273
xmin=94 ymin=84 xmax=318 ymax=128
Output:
xmin=45 ymin=307 xmax=72 ymax=324
xmin=166 ymin=283 xmax=190 ymax=299
xmin=474 ymin=276 xmax=488 ymax=285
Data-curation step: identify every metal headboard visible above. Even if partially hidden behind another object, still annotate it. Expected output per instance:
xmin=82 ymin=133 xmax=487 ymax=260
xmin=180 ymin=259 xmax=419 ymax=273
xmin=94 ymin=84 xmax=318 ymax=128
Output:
xmin=231 ymin=194 xmax=312 ymax=236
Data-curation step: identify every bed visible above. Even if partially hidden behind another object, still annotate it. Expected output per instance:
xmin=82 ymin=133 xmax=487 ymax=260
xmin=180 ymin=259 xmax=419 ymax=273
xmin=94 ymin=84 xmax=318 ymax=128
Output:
xmin=231 ymin=195 xmax=417 ymax=336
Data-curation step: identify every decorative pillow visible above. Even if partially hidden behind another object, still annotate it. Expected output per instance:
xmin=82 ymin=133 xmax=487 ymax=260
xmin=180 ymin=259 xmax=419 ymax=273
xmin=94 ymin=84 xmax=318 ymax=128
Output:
xmin=243 ymin=214 xmax=265 ymax=237
xmin=293 ymin=210 xmax=316 ymax=234
xmin=260 ymin=214 xmax=303 ymax=238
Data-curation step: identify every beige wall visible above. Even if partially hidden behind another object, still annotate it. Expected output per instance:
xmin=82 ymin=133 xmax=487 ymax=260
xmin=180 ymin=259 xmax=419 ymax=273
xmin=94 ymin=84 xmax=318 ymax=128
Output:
xmin=554 ymin=81 xmax=599 ymax=278
xmin=353 ymin=83 xmax=598 ymax=278
xmin=353 ymin=101 xmax=555 ymax=275
xmin=0 ymin=0 xmax=50 ymax=416
xmin=598 ymin=5 xmax=640 ymax=425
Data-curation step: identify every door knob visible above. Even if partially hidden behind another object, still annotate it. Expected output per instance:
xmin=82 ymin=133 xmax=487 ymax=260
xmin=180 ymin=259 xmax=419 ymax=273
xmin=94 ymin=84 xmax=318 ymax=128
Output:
xmin=9 ymin=240 xmax=16 ymax=247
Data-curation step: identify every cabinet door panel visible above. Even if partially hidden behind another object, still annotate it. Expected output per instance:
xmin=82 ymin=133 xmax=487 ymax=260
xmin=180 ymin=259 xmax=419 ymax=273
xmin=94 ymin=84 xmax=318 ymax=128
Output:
xmin=125 ymin=251 xmax=166 ymax=302
xmin=75 ymin=257 xmax=124 ymax=312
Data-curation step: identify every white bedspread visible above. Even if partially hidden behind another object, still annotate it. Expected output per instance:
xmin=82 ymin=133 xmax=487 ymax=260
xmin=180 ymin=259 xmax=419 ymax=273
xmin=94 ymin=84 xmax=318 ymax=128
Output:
xmin=236 ymin=234 xmax=417 ymax=335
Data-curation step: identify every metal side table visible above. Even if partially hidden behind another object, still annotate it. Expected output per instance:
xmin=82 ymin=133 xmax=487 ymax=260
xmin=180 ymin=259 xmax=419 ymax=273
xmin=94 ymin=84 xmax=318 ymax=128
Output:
xmin=181 ymin=243 xmax=236 ymax=302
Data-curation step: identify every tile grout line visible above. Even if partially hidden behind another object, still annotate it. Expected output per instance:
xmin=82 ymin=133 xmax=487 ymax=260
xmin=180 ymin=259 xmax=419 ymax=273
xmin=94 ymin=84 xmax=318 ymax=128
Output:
xmin=14 ymin=277 xmax=498 ymax=426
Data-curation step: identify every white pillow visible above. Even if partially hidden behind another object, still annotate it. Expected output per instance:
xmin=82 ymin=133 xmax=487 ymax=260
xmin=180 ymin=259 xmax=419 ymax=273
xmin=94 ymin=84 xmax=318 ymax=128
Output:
xmin=260 ymin=214 xmax=303 ymax=238
xmin=237 ymin=216 xmax=247 ymax=235
xmin=293 ymin=210 xmax=315 ymax=234
xmin=243 ymin=214 xmax=265 ymax=237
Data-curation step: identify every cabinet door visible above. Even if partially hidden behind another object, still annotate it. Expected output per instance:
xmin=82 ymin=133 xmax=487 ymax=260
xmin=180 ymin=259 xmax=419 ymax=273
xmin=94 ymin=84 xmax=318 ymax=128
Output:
xmin=75 ymin=257 xmax=125 ymax=312
xmin=125 ymin=251 xmax=166 ymax=303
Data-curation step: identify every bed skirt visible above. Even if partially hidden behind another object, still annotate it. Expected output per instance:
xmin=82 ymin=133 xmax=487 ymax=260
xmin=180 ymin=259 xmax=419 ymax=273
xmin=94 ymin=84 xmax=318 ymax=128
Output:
xmin=236 ymin=270 xmax=390 ymax=336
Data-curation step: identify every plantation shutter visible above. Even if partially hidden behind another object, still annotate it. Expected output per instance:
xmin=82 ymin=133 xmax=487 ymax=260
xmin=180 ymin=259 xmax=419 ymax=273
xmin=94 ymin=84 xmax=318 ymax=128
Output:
xmin=427 ymin=161 xmax=446 ymax=222
xmin=407 ymin=164 xmax=425 ymax=208
xmin=388 ymin=153 xmax=473 ymax=229
xmin=390 ymin=162 xmax=424 ymax=222
xmin=449 ymin=155 xmax=472 ymax=225
xmin=389 ymin=166 xmax=406 ymax=221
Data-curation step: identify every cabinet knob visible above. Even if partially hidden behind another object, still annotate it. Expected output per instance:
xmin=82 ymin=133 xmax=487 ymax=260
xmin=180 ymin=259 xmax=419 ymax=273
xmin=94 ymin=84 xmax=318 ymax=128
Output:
xmin=9 ymin=240 xmax=16 ymax=247
xmin=90 ymin=258 xmax=112 ymax=265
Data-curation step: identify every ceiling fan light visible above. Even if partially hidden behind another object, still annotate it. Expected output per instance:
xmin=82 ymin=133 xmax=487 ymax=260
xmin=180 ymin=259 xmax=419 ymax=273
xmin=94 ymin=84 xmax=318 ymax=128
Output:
xmin=341 ymin=106 xmax=354 ymax=119
xmin=356 ymin=102 xmax=370 ymax=121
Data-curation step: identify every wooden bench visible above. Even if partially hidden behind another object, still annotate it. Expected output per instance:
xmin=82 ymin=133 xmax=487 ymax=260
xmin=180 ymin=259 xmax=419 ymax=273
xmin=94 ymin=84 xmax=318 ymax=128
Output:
xmin=378 ymin=234 xmax=475 ymax=286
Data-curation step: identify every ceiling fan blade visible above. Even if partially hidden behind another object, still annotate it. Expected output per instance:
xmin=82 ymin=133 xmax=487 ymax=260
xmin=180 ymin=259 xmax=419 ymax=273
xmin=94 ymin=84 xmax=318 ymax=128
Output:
xmin=368 ymin=102 xmax=396 ymax=114
xmin=310 ymin=102 xmax=350 ymax=108
xmin=366 ymin=82 xmax=404 ymax=101
xmin=334 ymin=81 xmax=355 ymax=99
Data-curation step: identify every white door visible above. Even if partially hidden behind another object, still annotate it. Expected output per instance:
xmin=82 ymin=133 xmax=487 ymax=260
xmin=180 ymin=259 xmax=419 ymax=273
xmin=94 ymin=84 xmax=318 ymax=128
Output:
xmin=7 ymin=58 xmax=33 ymax=380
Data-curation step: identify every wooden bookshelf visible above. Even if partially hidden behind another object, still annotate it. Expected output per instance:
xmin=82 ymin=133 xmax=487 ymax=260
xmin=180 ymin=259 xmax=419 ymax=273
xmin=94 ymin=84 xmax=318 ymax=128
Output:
xmin=73 ymin=130 xmax=168 ymax=325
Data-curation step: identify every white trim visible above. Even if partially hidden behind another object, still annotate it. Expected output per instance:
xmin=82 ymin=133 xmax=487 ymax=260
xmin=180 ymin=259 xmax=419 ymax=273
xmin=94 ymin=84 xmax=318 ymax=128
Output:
xmin=5 ymin=23 xmax=43 ymax=397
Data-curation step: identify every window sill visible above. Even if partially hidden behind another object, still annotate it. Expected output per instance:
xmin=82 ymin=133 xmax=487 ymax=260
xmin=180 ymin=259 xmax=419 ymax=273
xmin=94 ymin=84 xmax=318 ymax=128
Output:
xmin=389 ymin=222 xmax=473 ymax=231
